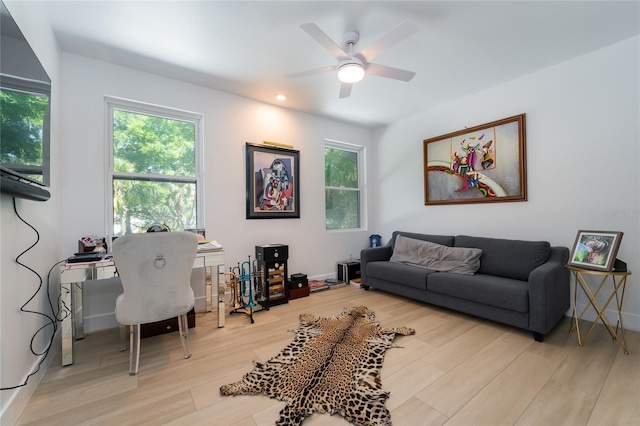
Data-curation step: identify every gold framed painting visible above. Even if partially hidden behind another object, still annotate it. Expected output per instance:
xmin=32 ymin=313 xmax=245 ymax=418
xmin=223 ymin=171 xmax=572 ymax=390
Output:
xmin=423 ymin=114 xmax=527 ymax=205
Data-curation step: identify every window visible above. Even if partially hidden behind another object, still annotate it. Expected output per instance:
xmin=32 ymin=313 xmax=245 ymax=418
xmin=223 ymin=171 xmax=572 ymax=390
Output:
xmin=107 ymin=97 xmax=203 ymax=236
xmin=324 ymin=141 xmax=364 ymax=230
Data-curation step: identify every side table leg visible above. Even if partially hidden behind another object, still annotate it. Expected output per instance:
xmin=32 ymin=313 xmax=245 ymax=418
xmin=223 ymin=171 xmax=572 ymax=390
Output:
xmin=613 ymin=276 xmax=629 ymax=355
xmin=569 ymin=273 xmax=585 ymax=346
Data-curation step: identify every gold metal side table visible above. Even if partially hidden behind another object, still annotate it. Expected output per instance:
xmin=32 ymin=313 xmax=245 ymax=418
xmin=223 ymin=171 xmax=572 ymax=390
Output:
xmin=566 ymin=266 xmax=631 ymax=354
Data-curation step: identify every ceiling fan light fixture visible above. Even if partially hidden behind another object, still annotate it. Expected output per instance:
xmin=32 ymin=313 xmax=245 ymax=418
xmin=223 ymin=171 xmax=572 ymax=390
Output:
xmin=338 ymin=62 xmax=365 ymax=83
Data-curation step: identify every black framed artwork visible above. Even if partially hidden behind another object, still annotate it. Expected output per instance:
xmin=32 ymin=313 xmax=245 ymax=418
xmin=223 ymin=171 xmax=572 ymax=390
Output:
xmin=246 ymin=143 xmax=300 ymax=219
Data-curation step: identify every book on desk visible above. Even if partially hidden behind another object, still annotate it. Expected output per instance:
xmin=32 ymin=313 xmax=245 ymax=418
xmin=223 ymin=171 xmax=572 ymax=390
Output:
xmin=65 ymin=252 xmax=109 ymax=264
xmin=197 ymin=240 xmax=223 ymax=251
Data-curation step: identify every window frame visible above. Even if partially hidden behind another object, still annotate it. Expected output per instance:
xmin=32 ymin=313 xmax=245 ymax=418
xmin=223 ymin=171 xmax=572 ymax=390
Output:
xmin=324 ymin=139 xmax=366 ymax=232
xmin=105 ymin=96 xmax=204 ymax=237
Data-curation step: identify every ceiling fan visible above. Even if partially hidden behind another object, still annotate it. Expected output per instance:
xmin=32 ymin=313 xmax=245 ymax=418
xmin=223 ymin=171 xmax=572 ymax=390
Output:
xmin=285 ymin=20 xmax=418 ymax=98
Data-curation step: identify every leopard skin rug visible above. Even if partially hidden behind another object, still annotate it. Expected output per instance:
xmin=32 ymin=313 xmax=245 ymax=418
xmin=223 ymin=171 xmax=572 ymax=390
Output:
xmin=220 ymin=306 xmax=415 ymax=426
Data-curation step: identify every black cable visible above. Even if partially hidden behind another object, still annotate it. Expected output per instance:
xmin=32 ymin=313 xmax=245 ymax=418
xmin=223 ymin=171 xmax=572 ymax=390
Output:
xmin=1 ymin=198 xmax=66 ymax=391
xmin=48 ymin=259 xmax=70 ymax=322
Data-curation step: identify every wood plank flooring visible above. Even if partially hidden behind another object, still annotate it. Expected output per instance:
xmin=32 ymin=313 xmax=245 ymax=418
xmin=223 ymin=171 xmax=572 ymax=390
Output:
xmin=17 ymin=286 xmax=639 ymax=425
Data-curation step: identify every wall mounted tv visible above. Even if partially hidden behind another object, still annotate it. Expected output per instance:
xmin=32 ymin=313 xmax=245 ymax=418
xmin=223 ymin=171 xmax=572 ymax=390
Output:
xmin=0 ymin=0 xmax=51 ymax=201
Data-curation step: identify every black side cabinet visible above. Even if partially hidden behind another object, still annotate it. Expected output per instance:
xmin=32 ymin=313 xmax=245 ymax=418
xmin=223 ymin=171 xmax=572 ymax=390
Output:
xmin=256 ymin=244 xmax=289 ymax=308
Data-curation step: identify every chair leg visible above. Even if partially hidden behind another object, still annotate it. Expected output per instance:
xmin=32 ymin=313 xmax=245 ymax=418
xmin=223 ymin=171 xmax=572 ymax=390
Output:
xmin=178 ymin=314 xmax=192 ymax=359
xmin=119 ymin=324 xmax=128 ymax=352
xmin=129 ymin=324 xmax=141 ymax=375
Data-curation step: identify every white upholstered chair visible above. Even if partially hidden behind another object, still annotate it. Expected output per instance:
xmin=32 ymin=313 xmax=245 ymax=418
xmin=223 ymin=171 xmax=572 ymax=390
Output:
xmin=113 ymin=231 xmax=199 ymax=375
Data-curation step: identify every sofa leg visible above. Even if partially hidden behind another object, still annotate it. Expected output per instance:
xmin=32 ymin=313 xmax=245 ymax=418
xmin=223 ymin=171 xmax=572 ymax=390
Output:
xmin=533 ymin=332 xmax=544 ymax=342
xmin=363 ymin=285 xmax=370 ymax=291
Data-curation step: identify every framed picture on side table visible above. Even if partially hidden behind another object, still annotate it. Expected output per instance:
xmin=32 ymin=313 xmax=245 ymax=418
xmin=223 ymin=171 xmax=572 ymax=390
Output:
xmin=568 ymin=230 xmax=623 ymax=271
xmin=246 ymin=143 xmax=300 ymax=219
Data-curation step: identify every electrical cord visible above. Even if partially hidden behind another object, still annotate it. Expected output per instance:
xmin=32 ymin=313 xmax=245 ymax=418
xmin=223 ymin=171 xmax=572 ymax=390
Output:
xmin=1 ymin=198 xmax=67 ymax=391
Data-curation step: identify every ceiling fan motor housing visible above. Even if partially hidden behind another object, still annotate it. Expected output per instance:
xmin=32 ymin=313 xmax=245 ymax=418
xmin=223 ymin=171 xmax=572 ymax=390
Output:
xmin=338 ymin=55 xmax=365 ymax=69
xmin=343 ymin=31 xmax=359 ymax=47
xmin=339 ymin=30 xmax=365 ymax=81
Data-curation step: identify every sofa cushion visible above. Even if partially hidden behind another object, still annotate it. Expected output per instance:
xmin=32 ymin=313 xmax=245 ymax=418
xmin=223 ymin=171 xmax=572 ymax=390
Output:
xmin=428 ymin=272 xmax=530 ymax=313
xmin=391 ymin=231 xmax=454 ymax=250
xmin=454 ymin=235 xmax=551 ymax=281
xmin=366 ymin=261 xmax=435 ymax=290
xmin=390 ymin=235 xmax=482 ymax=275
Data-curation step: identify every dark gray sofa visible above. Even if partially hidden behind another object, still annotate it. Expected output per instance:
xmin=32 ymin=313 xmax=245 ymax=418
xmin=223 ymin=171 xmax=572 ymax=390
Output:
xmin=360 ymin=231 xmax=570 ymax=341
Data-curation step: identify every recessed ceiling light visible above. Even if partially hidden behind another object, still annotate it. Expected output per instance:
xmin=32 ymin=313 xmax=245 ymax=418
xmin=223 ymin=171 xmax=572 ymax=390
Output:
xmin=276 ymin=94 xmax=287 ymax=101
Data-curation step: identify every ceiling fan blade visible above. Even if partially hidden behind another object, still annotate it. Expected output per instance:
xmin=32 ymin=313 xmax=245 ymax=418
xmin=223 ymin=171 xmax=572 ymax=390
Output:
xmin=358 ymin=20 xmax=418 ymax=62
xmin=339 ymin=82 xmax=353 ymax=98
xmin=300 ymin=23 xmax=349 ymax=60
xmin=284 ymin=65 xmax=336 ymax=79
xmin=366 ymin=63 xmax=416 ymax=82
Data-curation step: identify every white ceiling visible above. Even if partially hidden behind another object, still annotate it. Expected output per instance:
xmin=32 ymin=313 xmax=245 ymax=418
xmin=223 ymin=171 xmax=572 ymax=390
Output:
xmin=24 ymin=1 xmax=640 ymax=129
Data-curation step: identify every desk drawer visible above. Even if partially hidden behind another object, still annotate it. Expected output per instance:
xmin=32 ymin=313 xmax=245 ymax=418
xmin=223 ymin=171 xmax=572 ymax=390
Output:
xmin=60 ymin=264 xmax=117 ymax=283
xmin=95 ymin=265 xmax=117 ymax=279
xmin=60 ymin=267 xmax=92 ymax=283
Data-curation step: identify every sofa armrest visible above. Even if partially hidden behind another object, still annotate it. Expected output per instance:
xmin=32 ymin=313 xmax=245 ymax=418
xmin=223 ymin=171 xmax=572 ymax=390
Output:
xmin=528 ymin=246 xmax=570 ymax=334
xmin=360 ymin=245 xmax=393 ymax=287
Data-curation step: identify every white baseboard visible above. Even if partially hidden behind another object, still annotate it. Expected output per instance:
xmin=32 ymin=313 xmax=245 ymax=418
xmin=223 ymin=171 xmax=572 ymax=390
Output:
xmin=309 ymin=273 xmax=336 ymax=282
xmin=1 ymin=329 xmax=60 ymax=426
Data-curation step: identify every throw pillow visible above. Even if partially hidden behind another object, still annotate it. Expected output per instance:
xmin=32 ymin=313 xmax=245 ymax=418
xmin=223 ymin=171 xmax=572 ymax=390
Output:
xmin=390 ymin=234 xmax=482 ymax=275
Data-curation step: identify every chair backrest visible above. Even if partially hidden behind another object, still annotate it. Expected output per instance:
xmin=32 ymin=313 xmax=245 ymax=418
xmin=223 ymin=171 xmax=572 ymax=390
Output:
xmin=113 ymin=232 xmax=199 ymax=325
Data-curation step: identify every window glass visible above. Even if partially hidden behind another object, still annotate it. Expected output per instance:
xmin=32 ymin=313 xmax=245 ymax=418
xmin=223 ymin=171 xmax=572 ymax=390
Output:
xmin=109 ymin=99 xmax=202 ymax=236
xmin=113 ymin=110 xmax=195 ymax=176
xmin=325 ymin=143 xmax=362 ymax=230
xmin=112 ymin=179 xmax=197 ymax=235
xmin=325 ymin=147 xmax=358 ymax=188
xmin=325 ymin=188 xmax=361 ymax=229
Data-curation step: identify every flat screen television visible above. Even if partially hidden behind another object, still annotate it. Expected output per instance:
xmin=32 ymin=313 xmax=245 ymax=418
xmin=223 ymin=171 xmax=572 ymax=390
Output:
xmin=0 ymin=0 xmax=51 ymax=201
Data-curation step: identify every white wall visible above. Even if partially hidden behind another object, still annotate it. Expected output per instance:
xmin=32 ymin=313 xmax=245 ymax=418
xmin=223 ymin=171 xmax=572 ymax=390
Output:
xmin=0 ymin=2 xmax=64 ymax=424
xmin=373 ymin=36 xmax=640 ymax=331
xmin=60 ymin=53 xmax=374 ymax=332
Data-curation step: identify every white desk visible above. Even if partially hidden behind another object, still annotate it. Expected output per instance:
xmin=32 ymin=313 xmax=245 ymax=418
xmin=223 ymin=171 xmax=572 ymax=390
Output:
xmin=59 ymin=249 xmax=225 ymax=366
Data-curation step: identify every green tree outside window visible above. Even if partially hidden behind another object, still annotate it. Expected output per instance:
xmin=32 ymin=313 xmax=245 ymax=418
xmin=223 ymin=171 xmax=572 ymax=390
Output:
xmin=112 ymin=108 xmax=198 ymax=235
xmin=325 ymin=146 xmax=361 ymax=230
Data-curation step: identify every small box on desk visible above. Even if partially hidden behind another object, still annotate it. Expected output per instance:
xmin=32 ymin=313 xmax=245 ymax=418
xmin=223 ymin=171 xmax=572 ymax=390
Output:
xmin=288 ymin=286 xmax=310 ymax=300
xmin=337 ymin=260 xmax=360 ymax=283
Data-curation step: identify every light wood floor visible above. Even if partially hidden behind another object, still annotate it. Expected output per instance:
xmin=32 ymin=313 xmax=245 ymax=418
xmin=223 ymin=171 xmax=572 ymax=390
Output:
xmin=17 ymin=286 xmax=639 ymax=426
